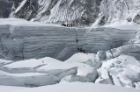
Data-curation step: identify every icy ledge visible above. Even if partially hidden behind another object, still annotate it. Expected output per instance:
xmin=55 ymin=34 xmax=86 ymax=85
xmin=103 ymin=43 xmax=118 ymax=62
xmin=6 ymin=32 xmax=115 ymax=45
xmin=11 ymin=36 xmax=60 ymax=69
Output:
xmin=0 ymin=18 xmax=136 ymax=61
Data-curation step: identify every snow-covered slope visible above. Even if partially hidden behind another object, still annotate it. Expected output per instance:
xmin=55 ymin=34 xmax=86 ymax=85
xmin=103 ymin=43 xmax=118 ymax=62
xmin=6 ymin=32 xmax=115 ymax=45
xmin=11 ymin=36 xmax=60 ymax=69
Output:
xmin=0 ymin=0 xmax=101 ymax=26
xmin=100 ymin=0 xmax=140 ymax=25
xmin=1 ymin=83 xmax=139 ymax=92
xmin=2 ymin=0 xmax=140 ymax=27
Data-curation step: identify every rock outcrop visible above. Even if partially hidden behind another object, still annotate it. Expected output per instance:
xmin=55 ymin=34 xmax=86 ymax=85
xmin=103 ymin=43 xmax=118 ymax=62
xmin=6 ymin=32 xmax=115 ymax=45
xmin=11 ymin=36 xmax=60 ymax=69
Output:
xmin=1 ymin=0 xmax=102 ymax=26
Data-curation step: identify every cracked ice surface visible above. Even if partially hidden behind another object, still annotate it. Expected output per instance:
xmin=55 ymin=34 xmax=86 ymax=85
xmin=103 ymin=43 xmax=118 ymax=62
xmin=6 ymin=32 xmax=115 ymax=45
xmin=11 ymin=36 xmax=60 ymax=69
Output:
xmin=0 ymin=53 xmax=99 ymax=87
xmin=96 ymin=55 xmax=140 ymax=89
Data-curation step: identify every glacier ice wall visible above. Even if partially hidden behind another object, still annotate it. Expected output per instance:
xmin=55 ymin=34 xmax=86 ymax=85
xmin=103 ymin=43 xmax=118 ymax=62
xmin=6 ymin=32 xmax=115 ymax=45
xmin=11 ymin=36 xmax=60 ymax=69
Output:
xmin=0 ymin=19 xmax=136 ymax=61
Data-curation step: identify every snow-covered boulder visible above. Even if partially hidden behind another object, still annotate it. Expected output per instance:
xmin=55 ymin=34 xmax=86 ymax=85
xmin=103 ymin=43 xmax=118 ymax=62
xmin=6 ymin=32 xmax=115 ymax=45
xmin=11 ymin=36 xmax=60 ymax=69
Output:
xmin=96 ymin=50 xmax=106 ymax=60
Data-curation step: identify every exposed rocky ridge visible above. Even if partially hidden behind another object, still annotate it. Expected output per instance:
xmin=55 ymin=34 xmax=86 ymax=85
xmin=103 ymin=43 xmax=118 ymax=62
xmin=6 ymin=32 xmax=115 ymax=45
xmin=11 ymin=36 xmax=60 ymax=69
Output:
xmin=0 ymin=0 xmax=13 ymax=18
xmin=0 ymin=0 xmax=102 ymax=26
xmin=1 ymin=0 xmax=140 ymax=26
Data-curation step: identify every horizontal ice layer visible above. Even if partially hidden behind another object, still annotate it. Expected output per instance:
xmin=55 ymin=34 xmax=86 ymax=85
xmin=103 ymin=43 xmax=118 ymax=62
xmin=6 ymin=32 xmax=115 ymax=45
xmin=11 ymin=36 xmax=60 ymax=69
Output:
xmin=0 ymin=19 xmax=136 ymax=61
xmin=0 ymin=57 xmax=77 ymax=75
xmin=0 ymin=70 xmax=59 ymax=87
xmin=0 ymin=59 xmax=12 ymax=66
xmin=0 ymin=59 xmax=45 ymax=73
xmin=0 ymin=57 xmax=80 ymax=86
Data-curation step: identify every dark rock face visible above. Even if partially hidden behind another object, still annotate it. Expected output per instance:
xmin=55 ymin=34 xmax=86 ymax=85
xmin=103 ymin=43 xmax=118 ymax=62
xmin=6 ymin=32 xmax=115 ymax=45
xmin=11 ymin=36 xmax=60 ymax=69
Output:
xmin=33 ymin=0 xmax=101 ymax=26
xmin=10 ymin=0 xmax=38 ymax=20
xmin=0 ymin=0 xmax=12 ymax=18
xmin=0 ymin=0 xmax=23 ymax=18
xmin=133 ymin=14 xmax=140 ymax=24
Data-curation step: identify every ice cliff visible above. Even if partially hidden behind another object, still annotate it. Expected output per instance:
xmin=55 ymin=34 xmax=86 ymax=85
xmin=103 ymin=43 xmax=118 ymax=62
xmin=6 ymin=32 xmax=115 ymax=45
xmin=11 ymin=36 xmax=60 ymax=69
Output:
xmin=0 ymin=19 xmax=136 ymax=61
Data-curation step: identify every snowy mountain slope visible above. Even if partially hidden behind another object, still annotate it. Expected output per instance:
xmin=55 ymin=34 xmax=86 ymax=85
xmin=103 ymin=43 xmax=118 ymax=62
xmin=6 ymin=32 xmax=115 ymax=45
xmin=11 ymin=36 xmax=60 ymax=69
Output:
xmin=100 ymin=0 xmax=140 ymax=25
xmin=34 ymin=0 xmax=100 ymax=26
xmin=0 ymin=0 xmax=101 ymax=26
xmin=1 ymin=0 xmax=140 ymax=26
